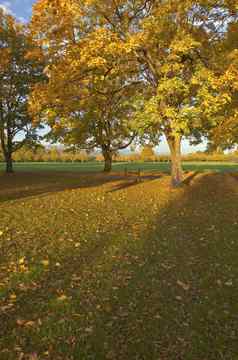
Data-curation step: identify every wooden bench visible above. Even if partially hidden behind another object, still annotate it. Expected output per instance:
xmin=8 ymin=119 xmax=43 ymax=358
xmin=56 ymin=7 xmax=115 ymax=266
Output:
xmin=124 ymin=168 xmax=142 ymax=182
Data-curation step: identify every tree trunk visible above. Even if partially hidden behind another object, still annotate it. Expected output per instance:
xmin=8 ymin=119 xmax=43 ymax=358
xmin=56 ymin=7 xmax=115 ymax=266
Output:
xmin=103 ymin=150 xmax=112 ymax=172
xmin=167 ymin=134 xmax=183 ymax=187
xmin=0 ymin=125 xmax=14 ymax=173
xmin=5 ymin=152 xmax=13 ymax=173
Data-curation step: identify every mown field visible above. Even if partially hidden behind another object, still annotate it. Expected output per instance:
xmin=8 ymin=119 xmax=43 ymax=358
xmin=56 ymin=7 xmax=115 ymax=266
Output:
xmin=0 ymin=170 xmax=238 ymax=359
xmin=1 ymin=160 xmax=238 ymax=173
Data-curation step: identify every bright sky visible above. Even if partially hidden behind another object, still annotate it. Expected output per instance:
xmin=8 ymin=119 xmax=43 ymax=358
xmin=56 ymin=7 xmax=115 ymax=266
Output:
xmin=0 ymin=0 xmax=207 ymax=154
xmin=0 ymin=0 xmax=34 ymax=22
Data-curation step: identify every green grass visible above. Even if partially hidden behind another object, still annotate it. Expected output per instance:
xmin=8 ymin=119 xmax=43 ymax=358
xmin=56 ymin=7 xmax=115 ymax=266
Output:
xmin=1 ymin=160 xmax=238 ymax=173
xmin=0 ymin=171 xmax=238 ymax=359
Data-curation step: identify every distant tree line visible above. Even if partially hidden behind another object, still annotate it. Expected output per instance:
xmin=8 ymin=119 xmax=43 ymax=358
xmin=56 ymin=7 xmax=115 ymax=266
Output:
xmin=1 ymin=144 xmax=238 ymax=164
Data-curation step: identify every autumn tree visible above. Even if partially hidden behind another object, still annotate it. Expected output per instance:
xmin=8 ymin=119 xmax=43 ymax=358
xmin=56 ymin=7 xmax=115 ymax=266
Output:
xmin=30 ymin=46 xmax=138 ymax=171
xmin=78 ymin=0 xmax=235 ymax=185
xmin=0 ymin=9 xmax=44 ymax=173
xmin=30 ymin=0 xmax=235 ymax=184
xmin=208 ymin=8 xmax=238 ymax=150
xmin=140 ymin=145 xmax=155 ymax=162
xmin=30 ymin=0 xmax=141 ymax=172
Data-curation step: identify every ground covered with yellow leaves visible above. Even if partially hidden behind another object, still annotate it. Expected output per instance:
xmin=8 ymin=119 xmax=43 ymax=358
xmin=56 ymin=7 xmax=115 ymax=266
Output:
xmin=0 ymin=171 xmax=238 ymax=359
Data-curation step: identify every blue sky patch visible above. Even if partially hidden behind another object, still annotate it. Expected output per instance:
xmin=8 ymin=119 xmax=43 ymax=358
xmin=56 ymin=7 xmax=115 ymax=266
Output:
xmin=0 ymin=0 xmax=34 ymax=22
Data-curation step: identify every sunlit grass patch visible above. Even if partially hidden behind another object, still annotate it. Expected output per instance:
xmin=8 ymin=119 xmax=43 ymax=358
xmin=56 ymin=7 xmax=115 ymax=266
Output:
xmin=0 ymin=172 xmax=238 ymax=359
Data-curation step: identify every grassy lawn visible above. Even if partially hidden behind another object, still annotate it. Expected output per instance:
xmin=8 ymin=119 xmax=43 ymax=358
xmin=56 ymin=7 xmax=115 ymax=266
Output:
xmin=1 ymin=160 xmax=238 ymax=173
xmin=0 ymin=170 xmax=238 ymax=359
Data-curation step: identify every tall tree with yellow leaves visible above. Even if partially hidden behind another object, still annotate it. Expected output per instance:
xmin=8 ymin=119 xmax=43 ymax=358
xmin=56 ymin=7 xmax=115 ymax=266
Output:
xmin=207 ymin=2 xmax=238 ymax=150
xmin=30 ymin=0 xmax=235 ymax=184
xmin=0 ymin=9 xmax=44 ymax=173
xmin=30 ymin=0 xmax=141 ymax=172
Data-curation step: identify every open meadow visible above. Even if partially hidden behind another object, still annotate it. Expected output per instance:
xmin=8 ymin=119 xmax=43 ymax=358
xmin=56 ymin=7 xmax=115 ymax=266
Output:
xmin=0 ymin=167 xmax=238 ymax=359
xmin=1 ymin=161 xmax=238 ymax=174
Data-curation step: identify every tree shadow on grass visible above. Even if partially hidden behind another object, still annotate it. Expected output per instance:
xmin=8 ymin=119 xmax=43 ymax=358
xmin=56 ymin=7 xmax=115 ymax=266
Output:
xmin=109 ymin=174 xmax=163 ymax=193
xmin=182 ymin=171 xmax=199 ymax=186
xmin=109 ymin=170 xmax=199 ymax=193
xmin=230 ymin=173 xmax=238 ymax=181
xmin=0 ymin=171 xmax=164 ymax=203
xmin=103 ymin=173 xmax=238 ymax=360
xmin=1 ymin=174 xmax=238 ymax=359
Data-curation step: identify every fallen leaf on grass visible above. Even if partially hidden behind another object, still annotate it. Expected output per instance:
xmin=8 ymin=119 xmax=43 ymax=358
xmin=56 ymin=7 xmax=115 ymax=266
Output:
xmin=85 ymin=326 xmax=93 ymax=333
xmin=9 ymin=293 xmax=17 ymax=301
xmin=41 ymin=260 xmax=49 ymax=267
xmin=177 ymin=280 xmax=190 ymax=291
xmin=16 ymin=319 xmax=36 ymax=327
xmin=28 ymin=353 xmax=38 ymax=360
xmin=1 ymin=304 xmax=14 ymax=311
xmin=57 ymin=294 xmax=68 ymax=301
xmin=19 ymin=257 xmax=25 ymax=265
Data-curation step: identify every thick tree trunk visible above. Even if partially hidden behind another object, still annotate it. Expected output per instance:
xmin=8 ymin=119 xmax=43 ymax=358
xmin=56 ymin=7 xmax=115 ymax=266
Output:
xmin=5 ymin=152 xmax=13 ymax=173
xmin=0 ymin=126 xmax=14 ymax=173
xmin=103 ymin=150 xmax=112 ymax=172
xmin=167 ymin=134 xmax=183 ymax=187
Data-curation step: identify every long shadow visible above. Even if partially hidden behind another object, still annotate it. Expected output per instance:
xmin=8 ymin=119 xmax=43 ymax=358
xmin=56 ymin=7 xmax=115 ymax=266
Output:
xmin=109 ymin=174 xmax=162 ymax=192
xmin=182 ymin=171 xmax=199 ymax=185
xmin=230 ymin=173 xmax=238 ymax=181
xmin=106 ymin=172 xmax=238 ymax=359
xmin=0 ymin=171 xmax=163 ymax=203
xmin=0 ymin=173 xmax=238 ymax=359
xmin=109 ymin=171 xmax=198 ymax=193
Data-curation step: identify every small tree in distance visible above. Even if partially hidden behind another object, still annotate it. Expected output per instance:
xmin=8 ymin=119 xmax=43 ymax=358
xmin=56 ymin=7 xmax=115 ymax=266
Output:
xmin=140 ymin=145 xmax=155 ymax=162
